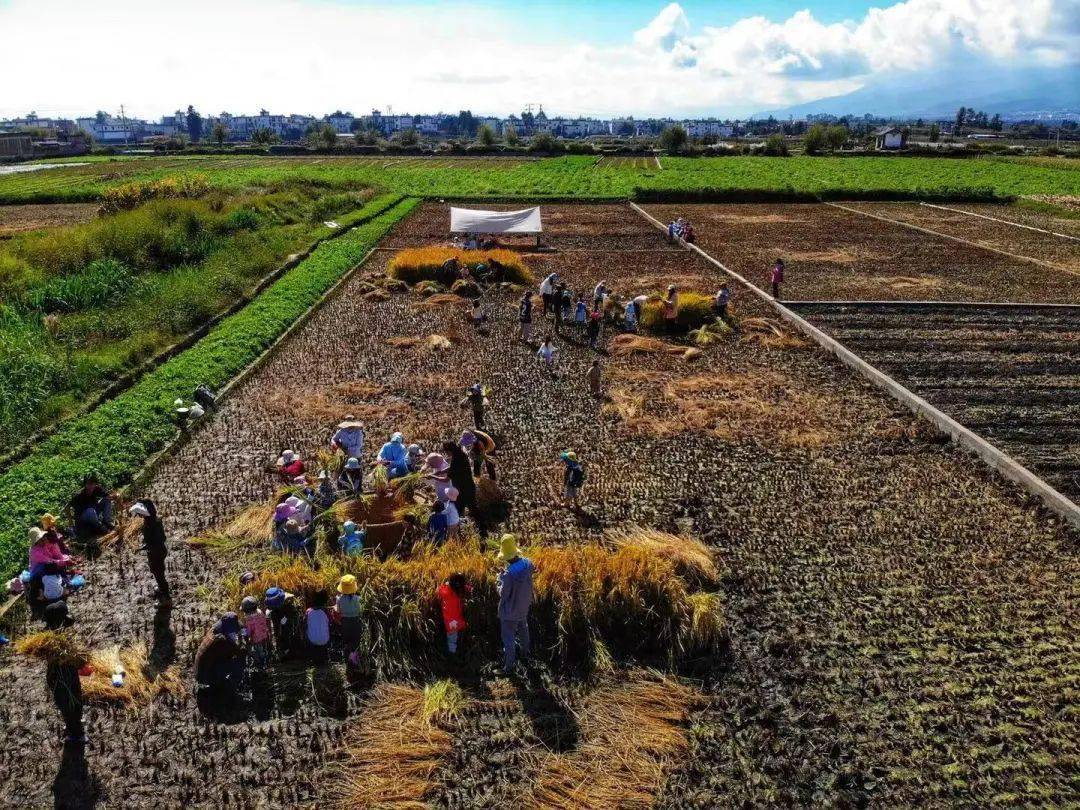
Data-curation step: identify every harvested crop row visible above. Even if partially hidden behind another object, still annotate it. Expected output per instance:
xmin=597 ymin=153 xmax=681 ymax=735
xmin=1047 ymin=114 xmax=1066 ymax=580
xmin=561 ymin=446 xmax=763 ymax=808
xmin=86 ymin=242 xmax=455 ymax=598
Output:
xmin=644 ymin=202 xmax=1080 ymax=304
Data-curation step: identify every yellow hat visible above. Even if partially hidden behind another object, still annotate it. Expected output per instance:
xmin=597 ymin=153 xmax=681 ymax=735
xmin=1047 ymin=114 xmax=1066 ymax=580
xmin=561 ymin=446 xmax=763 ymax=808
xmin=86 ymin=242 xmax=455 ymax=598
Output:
xmin=498 ymin=533 xmax=522 ymax=561
xmin=41 ymin=513 xmax=57 ymax=529
xmin=337 ymin=574 xmax=358 ymax=595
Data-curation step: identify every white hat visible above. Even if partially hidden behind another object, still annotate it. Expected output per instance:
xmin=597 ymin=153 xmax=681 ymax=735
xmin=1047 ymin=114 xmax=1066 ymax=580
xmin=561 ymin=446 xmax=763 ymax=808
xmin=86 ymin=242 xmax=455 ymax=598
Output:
xmin=292 ymin=475 xmax=307 ymax=485
xmin=281 ymin=450 xmax=296 ymax=463
xmin=128 ymin=502 xmax=151 ymax=518
xmin=345 ymin=457 xmax=362 ymax=471
xmin=407 ymin=443 xmax=422 ymax=455
xmin=391 ymin=432 xmax=404 ymax=443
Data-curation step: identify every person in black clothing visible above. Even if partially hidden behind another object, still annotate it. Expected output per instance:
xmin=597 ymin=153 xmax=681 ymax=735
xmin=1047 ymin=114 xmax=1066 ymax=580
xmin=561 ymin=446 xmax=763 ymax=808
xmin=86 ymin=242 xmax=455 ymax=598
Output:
xmin=553 ymin=283 xmax=566 ymax=334
xmin=194 ymin=613 xmax=244 ymax=695
xmin=129 ymin=499 xmax=170 ymax=605
xmin=441 ymin=440 xmax=479 ymax=524
xmin=460 ymin=383 xmax=488 ymax=430
xmin=68 ymin=474 xmax=113 ymax=542
xmin=518 ymin=291 xmax=533 ymax=343
xmin=265 ymin=587 xmax=303 ymax=660
xmin=43 ymin=601 xmax=86 ymax=745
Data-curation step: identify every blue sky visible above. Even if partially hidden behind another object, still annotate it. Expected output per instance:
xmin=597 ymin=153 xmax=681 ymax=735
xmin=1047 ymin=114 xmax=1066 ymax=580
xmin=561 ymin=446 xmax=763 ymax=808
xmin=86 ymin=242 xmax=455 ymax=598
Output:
xmin=1 ymin=0 xmax=1076 ymax=119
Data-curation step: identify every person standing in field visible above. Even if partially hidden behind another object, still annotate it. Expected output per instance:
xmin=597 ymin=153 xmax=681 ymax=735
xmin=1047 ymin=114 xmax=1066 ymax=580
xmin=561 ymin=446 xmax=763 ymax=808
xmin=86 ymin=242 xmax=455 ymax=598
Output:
xmin=663 ymin=285 xmax=679 ymax=334
xmin=560 ymin=450 xmax=585 ymax=508
xmin=714 ymin=283 xmax=731 ymax=321
xmin=460 ymin=383 xmax=489 ymax=430
xmin=43 ymin=601 xmax=86 ymax=745
xmin=587 ymin=359 xmax=603 ymax=398
xmin=518 ymin=291 xmax=533 ymax=343
xmin=330 ymin=417 xmax=365 ymax=461
xmin=537 ymin=337 xmax=559 ymax=377
xmin=539 ymin=273 xmax=557 ymax=316
xmin=587 ymin=309 xmax=603 ymax=350
xmin=771 ymin=259 xmax=785 ymax=300
xmin=496 ymin=534 xmax=534 ymax=676
xmin=129 ymin=499 xmax=171 ymax=606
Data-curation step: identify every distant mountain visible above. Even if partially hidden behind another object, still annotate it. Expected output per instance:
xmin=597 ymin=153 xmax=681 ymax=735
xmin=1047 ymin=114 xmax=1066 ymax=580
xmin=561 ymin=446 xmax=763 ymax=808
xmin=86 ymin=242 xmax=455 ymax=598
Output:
xmin=758 ymin=62 xmax=1080 ymax=120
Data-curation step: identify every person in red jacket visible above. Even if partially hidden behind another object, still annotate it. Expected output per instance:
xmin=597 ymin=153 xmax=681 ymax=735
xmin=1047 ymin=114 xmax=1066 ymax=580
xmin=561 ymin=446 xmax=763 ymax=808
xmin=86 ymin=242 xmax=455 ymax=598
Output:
xmin=436 ymin=573 xmax=471 ymax=656
xmin=275 ymin=449 xmax=305 ymax=480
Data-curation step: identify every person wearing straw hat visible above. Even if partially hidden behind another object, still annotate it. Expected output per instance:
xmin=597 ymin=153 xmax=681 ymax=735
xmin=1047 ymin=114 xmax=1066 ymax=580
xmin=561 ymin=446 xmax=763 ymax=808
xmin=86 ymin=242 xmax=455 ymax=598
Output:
xmin=331 ymin=417 xmax=365 ymax=461
xmin=460 ymin=429 xmax=496 ymax=480
xmin=496 ymin=534 xmax=534 ymax=676
xmin=40 ymin=513 xmax=71 ymax=556
xmin=335 ymin=576 xmax=363 ymax=651
xmin=43 ymin=600 xmax=86 ymax=745
xmin=377 ymin=432 xmax=410 ymax=479
xmin=422 ymin=452 xmax=452 ymax=501
xmin=336 ymin=457 xmax=365 ymax=497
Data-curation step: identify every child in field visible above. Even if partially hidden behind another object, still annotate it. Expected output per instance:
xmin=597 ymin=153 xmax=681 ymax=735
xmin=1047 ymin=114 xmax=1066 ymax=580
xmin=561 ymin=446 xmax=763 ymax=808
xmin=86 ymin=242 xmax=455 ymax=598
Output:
xmin=443 ymin=487 xmax=461 ymax=539
xmin=575 ymin=296 xmax=587 ymax=326
xmin=266 ymin=587 xmax=303 ymax=660
xmin=335 ymin=575 xmax=363 ymax=651
xmin=587 ymin=309 xmax=602 ymax=349
xmin=560 ymin=450 xmax=585 ymax=508
xmin=240 ymin=595 xmax=271 ymax=668
xmin=770 ymin=259 xmax=784 ymax=300
xmin=470 ymin=298 xmax=486 ymax=329
xmin=40 ymin=562 xmax=66 ymax=605
xmin=305 ymin=591 xmax=331 ymax=665
xmin=428 ymin=501 xmax=449 ymax=545
xmin=537 ymin=337 xmax=559 ymax=376
xmin=586 ymin=360 xmax=603 ymax=399
xmin=715 ymin=283 xmax=731 ymax=320
xmin=436 ymin=573 xmax=472 ymax=656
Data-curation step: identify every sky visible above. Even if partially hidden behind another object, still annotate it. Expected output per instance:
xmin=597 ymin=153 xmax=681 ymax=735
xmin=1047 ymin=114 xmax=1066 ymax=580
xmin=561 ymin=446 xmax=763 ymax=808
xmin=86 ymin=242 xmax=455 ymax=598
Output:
xmin=0 ymin=0 xmax=1077 ymax=120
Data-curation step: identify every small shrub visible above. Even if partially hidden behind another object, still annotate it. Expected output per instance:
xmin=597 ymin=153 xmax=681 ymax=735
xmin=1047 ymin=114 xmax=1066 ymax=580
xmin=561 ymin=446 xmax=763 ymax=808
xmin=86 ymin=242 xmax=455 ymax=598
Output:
xmin=387 ymin=247 xmax=532 ymax=285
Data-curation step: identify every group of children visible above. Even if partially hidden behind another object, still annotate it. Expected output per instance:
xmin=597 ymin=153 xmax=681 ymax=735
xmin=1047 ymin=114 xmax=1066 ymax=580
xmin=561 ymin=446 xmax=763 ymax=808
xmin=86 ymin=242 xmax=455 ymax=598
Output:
xmin=667 ymin=217 xmax=696 ymax=243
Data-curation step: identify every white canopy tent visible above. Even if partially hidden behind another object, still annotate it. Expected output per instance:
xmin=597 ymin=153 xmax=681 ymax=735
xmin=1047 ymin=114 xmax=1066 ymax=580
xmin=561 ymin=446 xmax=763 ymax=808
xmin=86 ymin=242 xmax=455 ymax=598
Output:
xmin=450 ymin=206 xmax=542 ymax=234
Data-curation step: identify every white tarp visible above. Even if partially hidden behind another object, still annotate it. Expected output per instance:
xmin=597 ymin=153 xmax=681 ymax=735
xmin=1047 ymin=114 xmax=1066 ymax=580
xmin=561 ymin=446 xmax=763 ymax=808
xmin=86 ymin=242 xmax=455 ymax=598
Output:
xmin=450 ymin=206 xmax=542 ymax=234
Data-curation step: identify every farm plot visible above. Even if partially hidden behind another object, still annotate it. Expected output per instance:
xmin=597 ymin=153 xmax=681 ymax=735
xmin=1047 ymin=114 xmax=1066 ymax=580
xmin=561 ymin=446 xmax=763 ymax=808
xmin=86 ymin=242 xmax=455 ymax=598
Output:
xmin=0 ymin=202 xmax=100 ymax=236
xmin=644 ymin=202 xmax=1080 ymax=304
xmin=926 ymin=201 xmax=1080 ymax=240
xmin=844 ymin=202 xmax=1080 ymax=273
xmin=0 ymin=203 xmax=1077 ymax=808
xmin=595 ymin=155 xmax=660 ymax=170
xmin=794 ymin=301 xmax=1080 ymax=503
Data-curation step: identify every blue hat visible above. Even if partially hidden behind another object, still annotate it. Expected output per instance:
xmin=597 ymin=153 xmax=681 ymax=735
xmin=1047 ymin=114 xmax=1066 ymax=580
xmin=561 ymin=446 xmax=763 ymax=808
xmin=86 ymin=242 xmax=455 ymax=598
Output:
xmin=265 ymin=587 xmax=287 ymax=608
xmin=214 ymin=612 xmax=241 ymax=636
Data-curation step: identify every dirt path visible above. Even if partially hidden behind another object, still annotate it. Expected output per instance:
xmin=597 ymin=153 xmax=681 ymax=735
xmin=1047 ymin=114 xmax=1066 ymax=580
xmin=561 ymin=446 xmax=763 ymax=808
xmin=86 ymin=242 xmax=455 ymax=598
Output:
xmin=0 ymin=203 xmax=1076 ymax=808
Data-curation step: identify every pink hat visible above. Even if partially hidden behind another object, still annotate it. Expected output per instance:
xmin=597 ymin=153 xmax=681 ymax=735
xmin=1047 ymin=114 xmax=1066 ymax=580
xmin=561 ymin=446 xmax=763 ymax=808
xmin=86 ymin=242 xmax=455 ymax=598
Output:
xmin=445 ymin=487 xmax=459 ymax=502
xmin=274 ymin=503 xmax=296 ymax=521
xmin=424 ymin=453 xmax=450 ymax=474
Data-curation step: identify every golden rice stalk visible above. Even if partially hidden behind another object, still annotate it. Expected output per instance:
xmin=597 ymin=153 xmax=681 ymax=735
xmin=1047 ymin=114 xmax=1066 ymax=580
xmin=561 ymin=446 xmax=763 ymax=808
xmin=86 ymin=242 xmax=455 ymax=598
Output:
xmin=328 ymin=684 xmax=459 ymax=809
xmin=679 ymin=592 xmax=728 ymax=658
xmin=738 ymin=317 xmax=808 ymax=350
xmin=81 ymin=642 xmax=186 ymax=707
xmin=529 ymin=672 xmax=698 ymax=809
xmin=15 ymin=630 xmax=90 ymax=667
xmin=606 ymin=527 xmax=719 ymax=587
xmin=422 ymin=679 xmax=468 ymax=724
xmin=610 ymin=334 xmax=688 ymax=358
xmin=418 ymin=292 xmax=466 ymax=308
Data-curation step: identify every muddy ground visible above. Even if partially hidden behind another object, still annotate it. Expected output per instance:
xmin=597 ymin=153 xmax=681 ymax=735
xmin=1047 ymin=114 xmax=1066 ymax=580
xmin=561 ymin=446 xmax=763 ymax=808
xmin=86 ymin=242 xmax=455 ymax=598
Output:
xmin=0 ymin=203 xmax=1076 ymax=808
xmin=0 ymin=202 xmax=99 ymax=236
xmin=644 ymin=202 xmax=1080 ymax=304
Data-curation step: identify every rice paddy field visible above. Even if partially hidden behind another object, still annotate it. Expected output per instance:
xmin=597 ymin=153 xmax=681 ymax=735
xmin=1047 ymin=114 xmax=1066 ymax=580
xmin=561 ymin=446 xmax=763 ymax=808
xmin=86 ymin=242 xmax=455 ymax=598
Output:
xmin=1 ymin=152 xmax=1079 ymax=204
xmin=0 ymin=201 xmax=1077 ymax=808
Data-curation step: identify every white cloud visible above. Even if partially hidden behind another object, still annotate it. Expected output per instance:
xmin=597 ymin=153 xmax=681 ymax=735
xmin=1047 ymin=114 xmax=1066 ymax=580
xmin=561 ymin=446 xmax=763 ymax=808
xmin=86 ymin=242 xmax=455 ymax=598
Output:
xmin=0 ymin=0 xmax=1075 ymax=119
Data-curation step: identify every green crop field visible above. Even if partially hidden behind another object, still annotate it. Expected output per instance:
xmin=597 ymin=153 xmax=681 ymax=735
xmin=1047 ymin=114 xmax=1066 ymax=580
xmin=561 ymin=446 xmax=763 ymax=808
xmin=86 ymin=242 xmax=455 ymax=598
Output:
xmin=1 ymin=153 xmax=1077 ymax=203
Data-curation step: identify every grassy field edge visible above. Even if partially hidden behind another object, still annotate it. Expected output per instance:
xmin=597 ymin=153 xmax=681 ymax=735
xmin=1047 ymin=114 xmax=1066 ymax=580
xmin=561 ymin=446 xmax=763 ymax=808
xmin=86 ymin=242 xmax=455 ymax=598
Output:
xmin=0 ymin=196 xmax=419 ymax=578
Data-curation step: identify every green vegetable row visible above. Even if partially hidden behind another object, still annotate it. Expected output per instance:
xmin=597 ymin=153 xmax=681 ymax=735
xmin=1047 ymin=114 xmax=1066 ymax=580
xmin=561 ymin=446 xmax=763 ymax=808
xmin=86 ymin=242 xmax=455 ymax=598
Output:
xmin=0 ymin=196 xmax=419 ymax=577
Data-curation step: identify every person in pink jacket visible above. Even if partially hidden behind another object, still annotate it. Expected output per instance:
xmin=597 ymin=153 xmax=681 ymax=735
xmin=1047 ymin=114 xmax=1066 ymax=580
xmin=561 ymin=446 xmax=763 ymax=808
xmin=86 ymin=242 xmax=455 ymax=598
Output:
xmin=770 ymin=259 xmax=785 ymax=300
xmin=29 ymin=527 xmax=71 ymax=576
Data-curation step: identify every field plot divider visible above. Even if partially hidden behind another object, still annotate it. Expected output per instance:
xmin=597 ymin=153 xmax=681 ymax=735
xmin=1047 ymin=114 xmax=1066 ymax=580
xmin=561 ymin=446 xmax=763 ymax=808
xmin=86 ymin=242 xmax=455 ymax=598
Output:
xmin=826 ymin=202 xmax=1078 ymax=276
xmin=918 ymin=202 xmax=1080 ymax=242
xmin=629 ymin=201 xmax=1080 ymax=530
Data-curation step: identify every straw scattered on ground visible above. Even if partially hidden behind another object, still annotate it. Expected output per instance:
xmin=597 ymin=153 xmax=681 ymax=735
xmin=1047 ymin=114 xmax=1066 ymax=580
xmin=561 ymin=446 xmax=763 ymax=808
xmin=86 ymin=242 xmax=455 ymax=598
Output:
xmin=606 ymin=527 xmax=719 ymax=587
xmin=529 ymin=672 xmax=698 ymax=809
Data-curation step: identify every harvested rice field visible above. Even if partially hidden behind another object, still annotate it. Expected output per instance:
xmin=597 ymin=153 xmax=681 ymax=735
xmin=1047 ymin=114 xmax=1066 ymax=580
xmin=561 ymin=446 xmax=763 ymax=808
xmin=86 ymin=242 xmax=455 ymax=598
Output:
xmin=645 ymin=202 xmax=1080 ymax=304
xmin=0 ymin=202 xmax=1077 ymax=808
xmin=794 ymin=301 xmax=1080 ymax=502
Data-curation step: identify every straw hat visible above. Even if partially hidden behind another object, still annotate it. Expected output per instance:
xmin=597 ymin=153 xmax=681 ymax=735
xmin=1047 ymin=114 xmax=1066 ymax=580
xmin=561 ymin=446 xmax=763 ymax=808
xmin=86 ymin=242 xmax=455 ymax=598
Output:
xmin=338 ymin=415 xmax=364 ymax=429
xmin=41 ymin=514 xmax=57 ymax=529
xmin=28 ymin=527 xmax=44 ymax=544
xmin=337 ymin=575 xmax=358 ymax=595
xmin=498 ymin=533 xmax=522 ymax=560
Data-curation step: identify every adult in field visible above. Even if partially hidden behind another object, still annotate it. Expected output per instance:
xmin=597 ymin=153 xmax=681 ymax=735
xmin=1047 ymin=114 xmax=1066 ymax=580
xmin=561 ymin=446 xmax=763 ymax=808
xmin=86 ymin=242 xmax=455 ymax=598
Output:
xmin=539 ymin=273 xmax=558 ymax=316
xmin=43 ymin=601 xmax=86 ymax=745
xmin=330 ymin=416 xmax=365 ymax=461
xmin=461 ymin=429 xmax=496 ymax=480
xmin=376 ymin=432 xmax=411 ymax=479
xmin=663 ymin=285 xmax=679 ymax=334
xmin=68 ymin=474 xmax=114 ymax=542
xmin=518 ymin=291 xmax=533 ymax=342
xmin=129 ymin=499 xmax=171 ymax=606
xmin=194 ymin=613 xmax=244 ymax=699
xmin=441 ymin=441 xmax=478 ymax=524
xmin=496 ymin=534 xmax=534 ymax=676
xmin=460 ymin=383 xmax=489 ymax=430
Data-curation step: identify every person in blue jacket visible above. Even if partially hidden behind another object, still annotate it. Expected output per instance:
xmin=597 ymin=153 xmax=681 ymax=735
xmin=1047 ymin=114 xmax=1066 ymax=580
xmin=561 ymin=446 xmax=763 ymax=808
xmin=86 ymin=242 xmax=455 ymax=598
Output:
xmin=376 ymin=432 xmax=410 ymax=478
xmin=496 ymin=533 xmax=534 ymax=675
